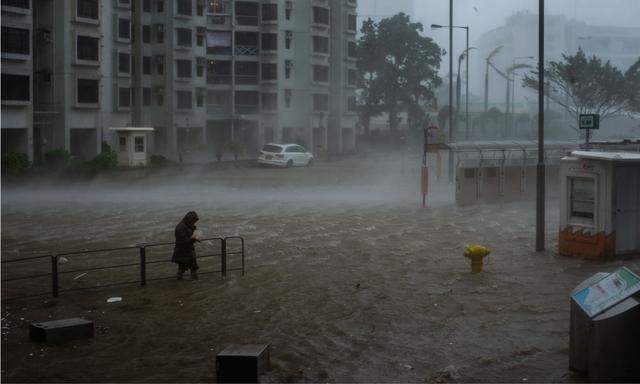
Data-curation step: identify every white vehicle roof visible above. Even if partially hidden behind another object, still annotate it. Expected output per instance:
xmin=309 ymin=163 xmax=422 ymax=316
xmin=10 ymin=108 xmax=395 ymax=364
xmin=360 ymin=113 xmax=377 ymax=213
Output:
xmin=264 ymin=143 xmax=305 ymax=148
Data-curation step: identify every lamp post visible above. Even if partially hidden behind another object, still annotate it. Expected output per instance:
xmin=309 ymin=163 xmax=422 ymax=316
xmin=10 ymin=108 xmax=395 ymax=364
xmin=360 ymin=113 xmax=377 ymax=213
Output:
xmin=431 ymin=24 xmax=470 ymax=141
xmin=536 ymin=0 xmax=545 ymax=252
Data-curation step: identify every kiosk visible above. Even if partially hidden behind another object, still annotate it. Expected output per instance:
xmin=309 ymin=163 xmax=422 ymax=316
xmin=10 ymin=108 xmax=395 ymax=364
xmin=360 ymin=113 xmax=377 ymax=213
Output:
xmin=109 ymin=127 xmax=154 ymax=167
xmin=559 ymin=151 xmax=640 ymax=259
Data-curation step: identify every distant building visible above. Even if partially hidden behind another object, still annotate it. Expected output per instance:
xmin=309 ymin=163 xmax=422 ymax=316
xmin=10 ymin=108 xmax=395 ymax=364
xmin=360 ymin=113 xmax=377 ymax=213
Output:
xmin=1 ymin=1 xmax=34 ymax=160
xmin=357 ymin=0 xmax=414 ymax=22
xmin=5 ymin=0 xmax=357 ymax=161
xmin=474 ymin=12 xmax=640 ymax=108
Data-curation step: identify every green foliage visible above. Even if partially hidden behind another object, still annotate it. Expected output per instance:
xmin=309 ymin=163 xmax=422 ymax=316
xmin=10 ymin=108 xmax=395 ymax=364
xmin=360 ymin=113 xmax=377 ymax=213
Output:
xmin=86 ymin=148 xmax=117 ymax=171
xmin=523 ymin=48 xmax=630 ymax=130
xmin=357 ymin=13 xmax=443 ymax=133
xmin=150 ymin=154 xmax=170 ymax=167
xmin=43 ymin=149 xmax=74 ymax=168
xmin=1 ymin=152 xmax=30 ymax=175
xmin=625 ymin=58 xmax=640 ymax=113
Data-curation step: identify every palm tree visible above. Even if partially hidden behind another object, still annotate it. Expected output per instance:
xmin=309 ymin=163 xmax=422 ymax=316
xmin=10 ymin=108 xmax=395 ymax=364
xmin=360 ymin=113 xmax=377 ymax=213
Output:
xmin=483 ymin=46 xmax=503 ymax=131
xmin=505 ymin=63 xmax=532 ymax=134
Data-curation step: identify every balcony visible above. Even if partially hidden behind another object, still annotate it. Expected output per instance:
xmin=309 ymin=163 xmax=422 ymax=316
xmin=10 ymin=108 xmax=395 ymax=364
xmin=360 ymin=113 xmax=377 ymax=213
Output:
xmin=207 ymin=104 xmax=232 ymax=115
xmin=207 ymin=75 xmax=232 ymax=85
xmin=235 ymin=104 xmax=259 ymax=115
xmin=235 ymin=75 xmax=258 ymax=85
xmin=235 ymin=1 xmax=259 ymax=26
xmin=235 ymin=45 xmax=258 ymax=56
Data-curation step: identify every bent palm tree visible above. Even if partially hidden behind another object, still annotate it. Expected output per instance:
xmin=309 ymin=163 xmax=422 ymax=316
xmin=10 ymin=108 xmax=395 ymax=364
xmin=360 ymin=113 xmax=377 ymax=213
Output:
xmin=505 ymin=63 xmax=532 ymax=135
xmin=456 ymin=47 xmax=476 ymax=135
xmin=483 ymin=46 xmax=503 ymax=132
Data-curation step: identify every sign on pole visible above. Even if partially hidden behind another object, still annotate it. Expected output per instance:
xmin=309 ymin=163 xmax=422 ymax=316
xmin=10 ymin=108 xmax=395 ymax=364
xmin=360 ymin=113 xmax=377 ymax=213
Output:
xmin=572 ymin=267 xmax=640 ymax=318
xmin=579 ymin=114 xmax=600 ymax=130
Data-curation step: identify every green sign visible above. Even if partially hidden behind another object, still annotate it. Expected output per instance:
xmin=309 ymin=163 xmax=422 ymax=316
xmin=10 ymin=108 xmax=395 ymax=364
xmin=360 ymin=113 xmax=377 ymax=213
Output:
xmin=572 ymin=267 xmax=640 ymax=318
xmin=579 ymin=114 xmax=600 ymax=130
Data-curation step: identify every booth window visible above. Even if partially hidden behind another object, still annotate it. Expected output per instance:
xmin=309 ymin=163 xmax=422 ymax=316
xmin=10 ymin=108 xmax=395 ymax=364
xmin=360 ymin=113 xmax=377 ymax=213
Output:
xmin=570 ymin=177 xmax=595 ymax=221
xmin=135 ymin=137 xmax=145 ymax=152
xmin=119 ymin=136 xmax=127 ymax=151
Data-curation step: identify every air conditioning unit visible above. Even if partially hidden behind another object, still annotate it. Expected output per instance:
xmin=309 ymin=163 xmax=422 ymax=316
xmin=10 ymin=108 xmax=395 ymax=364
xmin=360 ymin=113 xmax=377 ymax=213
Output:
xmin=40 ymin=29 xmax=52 ymax=43
xmin=285 ymin=1 xmax=293 ymax=10
xmin=285 ymin=30 xmax=293 ymax=39
xmin=196 ymin=27 xmax=206 ymax=34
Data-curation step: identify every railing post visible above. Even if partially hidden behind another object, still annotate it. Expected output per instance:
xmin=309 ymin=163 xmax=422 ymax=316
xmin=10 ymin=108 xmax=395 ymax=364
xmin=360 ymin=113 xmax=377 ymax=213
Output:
xmin=221 ymin=238 xmax=227 ymax=278
xmin=51 ymin=255 xmax=59 ymax=298
xmin=139 ymin=246 xmax=146 ymax=286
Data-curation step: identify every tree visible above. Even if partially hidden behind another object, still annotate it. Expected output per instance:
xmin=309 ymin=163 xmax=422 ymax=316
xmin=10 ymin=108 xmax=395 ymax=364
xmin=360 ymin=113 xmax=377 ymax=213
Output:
xmin=504 ymin=63 xmax=532 ymax=135
xmin=456 ymin=47 xmax=476 ymax=133
xmin=523 ymin=48 xmax=629 ymax=132
xmin=483 ymin=46 xmax=503 ymax=116
xmin=357 ymin=14 xmax=443 ymax=133
xmin=624 ymin=57 xmax=640 ymax=114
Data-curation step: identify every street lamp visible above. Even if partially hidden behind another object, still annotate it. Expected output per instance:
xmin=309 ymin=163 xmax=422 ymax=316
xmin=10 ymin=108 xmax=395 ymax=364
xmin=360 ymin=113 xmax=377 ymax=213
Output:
xmin=511 ymin=56 xmax=535 ymax=131
xmin=431 ymin=24 xmax=471 ymax=141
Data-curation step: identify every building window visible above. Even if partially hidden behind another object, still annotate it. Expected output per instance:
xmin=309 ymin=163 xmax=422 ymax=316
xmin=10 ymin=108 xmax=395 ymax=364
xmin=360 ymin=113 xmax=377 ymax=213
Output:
xmin=135 ymin=137 xmax=145 ymax=152
xmin=285 ymin=1 xmax=292 ymax=20
xmin=285 ymin=30 xmax=292 ymax=49
xmin=143 ymin=56 xmax=152 ymax=74
xmin=196 ymin=0 xmax=204 ymax=15
xmin=312 ymin=36 xmax=329 ymax=54
xmin=348 ymin=69 xmax=357 ymax=86
xmin=197 ymin=32 xmax=204 ymax=46
xmin=176 ymin=28 xmax=192 ymax=46
xmin=261 ymin=33 xmax=277 ymax=51
xmin=347 ymin=96 xmax=357 ymax=112
xmin=176 ymin=0 xmax=191 ymax=16
xmin=284 ymin=89 xmax=292 ymax=108
xmin=235 ymin=1 xmax=258 ymax=26
xmin=176 ymin=60 xmax=192 ymax=78
xmin=119 ymin=52 xmax=131 ymax=74
xmin=77 ymin=0 xmax=99 ymax=20
xmin=2 ymin=0 xmax=30 ymax=9
xmin=155 ymin=55 xmax=164 ymax=74
xmin=143 ymin=25 xmax=151 ymax=43
xmin=143 ymin=0 xmax=151 ymax=11
xmin=143 ymin=87 xmax=151 ymax=105
xmin=76 ymin=35 xmax=99 ymax=61
xmin=313 ymin=94 xmax=329 ymax=111
xmin=348 ymin=14 xmax=357 ymax=31
xmin=313 ymin=65 xmax=329 ymax=82
xmin=155 ymin=24 xmax=164 ymax=43
xmin=348 ymin=41 xmax=357 ymax=58
xmin=262 ymin=3 xmax=277 ymax=22
xmin=262 ymin=93 xmax=277 ymax=110
xmin=119 ymin=0 xmax=130 ymax=6
xmin=196 ymin=89 xmax=204 ymax=106
xmin=77 ymin=78 xmax=99 ymax=104
xmin=208 ymin=0 xmax=227 ymax=13
xmin=157 ymin=89 xmax=164 ymax=105
xmin=119 ymin=87 xmax=131 ymax=108
xmin=177 ymin=90 xmax=192 ymax=109
xmin=118 ymin=18 xmax=131 ymax=40
xmin=570 ymin=177 xmax=595 ymax=222
xmin=285 ymin=60 xmax=292 ymax=79
xmin=1 ymin=74 xmax=30 ymax=102
xmin=196 ymin=61 xmax=204 ymax=77
xmin=157 ymin=0 xmax=164 ymax=12
xmin=312 ymin=7 xmax=329 ymax=25
xmin=119 ymin=136 xmax=127 ymax=151
xmin=1 ymin=27 xmax=30 ymax=55
xmin=261 ymin=63 xmax=277 ymax=81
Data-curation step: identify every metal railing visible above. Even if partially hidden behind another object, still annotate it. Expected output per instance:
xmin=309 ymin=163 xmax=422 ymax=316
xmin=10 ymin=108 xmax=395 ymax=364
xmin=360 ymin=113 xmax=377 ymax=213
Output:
xmin=1 ymin=237 xmax=245 ymax=301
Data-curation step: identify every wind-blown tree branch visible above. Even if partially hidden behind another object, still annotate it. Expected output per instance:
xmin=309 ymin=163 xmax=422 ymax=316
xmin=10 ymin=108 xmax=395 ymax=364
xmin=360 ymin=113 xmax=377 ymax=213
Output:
xmin=523 ymin=48 xmax=629 ymax=133
xmin=624 ymin=57 xmax=640 ymax=114
xmin=356 ymin=18 xmax=385 ymax=137
xmin=504 ymin=63 xmax=532 ymax=135
xmin=358 ymin=13 xmax=443 ymax=133
xmin=456 ymin=47 xmax=476 ymax=130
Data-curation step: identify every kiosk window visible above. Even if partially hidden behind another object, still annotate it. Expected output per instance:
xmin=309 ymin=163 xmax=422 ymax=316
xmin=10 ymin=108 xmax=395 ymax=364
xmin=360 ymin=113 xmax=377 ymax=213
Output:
xmin=135 ymin=137 xmax=145 ymax=152
xmin=570 ymin=177 xmax=595 ymax=220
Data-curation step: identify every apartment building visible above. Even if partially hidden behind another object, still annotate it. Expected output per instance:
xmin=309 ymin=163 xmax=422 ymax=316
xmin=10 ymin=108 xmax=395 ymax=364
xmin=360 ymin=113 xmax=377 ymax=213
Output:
xmin=1 ymin=0 xmax=34 ymax=159
xmin=7 ymin=0 xmax=356 ymax=162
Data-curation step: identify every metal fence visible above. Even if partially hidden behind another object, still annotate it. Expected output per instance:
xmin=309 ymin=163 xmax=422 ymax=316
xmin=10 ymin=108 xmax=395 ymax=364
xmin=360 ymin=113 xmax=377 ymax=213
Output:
xmin=1 ymin=237 xmax=244 ymax=301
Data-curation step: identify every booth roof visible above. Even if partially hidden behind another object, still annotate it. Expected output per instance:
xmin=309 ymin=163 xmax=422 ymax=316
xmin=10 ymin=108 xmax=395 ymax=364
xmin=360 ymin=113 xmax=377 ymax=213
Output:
xmin=108 ymin=127 xmax=155 ymax=132
xmin=571 ymin=151 xmax=640 ymax=163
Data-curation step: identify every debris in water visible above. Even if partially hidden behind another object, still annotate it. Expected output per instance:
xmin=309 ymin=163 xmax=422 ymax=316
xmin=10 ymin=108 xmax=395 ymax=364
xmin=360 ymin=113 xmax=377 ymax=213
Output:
xmin=73 ymin=273 xmax=87 ymax=280
xmin=106 ymin=297 xmax=122 ymax=303
xmin=58 ymin=257 xmax=69 ymax=264
xmin=437 ymin=365 xmax=461 ymax=380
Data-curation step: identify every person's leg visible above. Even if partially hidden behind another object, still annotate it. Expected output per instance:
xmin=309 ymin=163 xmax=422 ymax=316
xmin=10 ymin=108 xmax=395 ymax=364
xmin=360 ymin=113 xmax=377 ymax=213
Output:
xmin=190 ymin=260 xmax=199 ymax=280
xmin=177 ymin=264 xmax=187 ymax=280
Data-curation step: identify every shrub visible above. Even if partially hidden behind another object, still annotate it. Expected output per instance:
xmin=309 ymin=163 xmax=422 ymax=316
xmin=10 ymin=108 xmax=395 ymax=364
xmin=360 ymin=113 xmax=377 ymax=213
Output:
xmin=87 ymin=149 xmax=117 ymax=171
xmin=43 ymin=149 xmax=73 ymax=169
xmin=1 ymin=152 xmax=30 ymax=175
xmin=150 ymin=154 xmax=170 ymax=167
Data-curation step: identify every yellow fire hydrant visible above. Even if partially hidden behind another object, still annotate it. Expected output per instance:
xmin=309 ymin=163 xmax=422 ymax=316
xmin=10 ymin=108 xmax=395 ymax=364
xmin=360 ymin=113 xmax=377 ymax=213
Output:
xmin=464 ymin=245 xmax=491 ymax=273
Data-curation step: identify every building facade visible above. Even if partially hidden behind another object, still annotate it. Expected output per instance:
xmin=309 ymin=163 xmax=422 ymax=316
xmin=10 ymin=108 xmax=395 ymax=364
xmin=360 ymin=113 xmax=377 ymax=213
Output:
xmin=5 ymin=0 xmax=357 ymax=161
xmin=1 ymin=0 xmax=34 ymax=159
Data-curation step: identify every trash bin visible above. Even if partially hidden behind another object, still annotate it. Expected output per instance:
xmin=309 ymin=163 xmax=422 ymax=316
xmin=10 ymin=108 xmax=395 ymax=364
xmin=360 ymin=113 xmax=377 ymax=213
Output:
xmin=570 ymin=269 xmax=640 ymax=382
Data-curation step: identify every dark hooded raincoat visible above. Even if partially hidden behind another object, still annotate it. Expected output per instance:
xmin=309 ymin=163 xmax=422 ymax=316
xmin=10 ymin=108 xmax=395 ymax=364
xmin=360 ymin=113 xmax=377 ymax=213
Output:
xmin=172 ymin=211 xmax=199 ymax=270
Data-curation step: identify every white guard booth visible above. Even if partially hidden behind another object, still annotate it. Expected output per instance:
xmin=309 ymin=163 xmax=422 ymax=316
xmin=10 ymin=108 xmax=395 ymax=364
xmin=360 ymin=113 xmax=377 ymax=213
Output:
xmin=109 ymin=127 xmax=154 ymax=166
xmin=559 ymin=151 xmax=640 ymax=259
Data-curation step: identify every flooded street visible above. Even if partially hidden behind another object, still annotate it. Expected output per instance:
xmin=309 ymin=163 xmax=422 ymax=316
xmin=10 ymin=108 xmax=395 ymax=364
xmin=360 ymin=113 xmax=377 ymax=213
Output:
xmin=2 ymin=153 xmax=638 ymax=382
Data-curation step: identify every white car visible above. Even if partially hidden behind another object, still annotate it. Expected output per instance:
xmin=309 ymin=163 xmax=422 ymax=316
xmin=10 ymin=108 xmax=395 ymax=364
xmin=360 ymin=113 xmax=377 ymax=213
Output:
xmin=258 ymin=143 xmax=314 ymax=167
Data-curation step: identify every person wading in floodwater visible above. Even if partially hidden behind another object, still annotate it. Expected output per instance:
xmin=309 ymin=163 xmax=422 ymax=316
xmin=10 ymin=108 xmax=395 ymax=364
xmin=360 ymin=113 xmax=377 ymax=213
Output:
xmin=173 ymin=211 xmax=202 ymax=280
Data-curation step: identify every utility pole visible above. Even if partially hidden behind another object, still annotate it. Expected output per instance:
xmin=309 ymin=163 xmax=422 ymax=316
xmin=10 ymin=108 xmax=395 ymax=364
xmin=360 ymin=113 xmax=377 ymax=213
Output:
xmin=465 ymin=26 xmax=469 ymax=140
xmin=536 ymin=0 xmax=546 ymax=252
xmin=448 ymin=0 xmax=454 ymax=183
xmin=230 ymin=0 xmax=236 ymax=141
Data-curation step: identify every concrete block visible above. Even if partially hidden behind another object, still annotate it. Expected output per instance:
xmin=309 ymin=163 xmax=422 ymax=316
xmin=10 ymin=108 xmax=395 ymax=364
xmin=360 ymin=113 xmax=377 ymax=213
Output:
xmin=29 ymin=318 xmax=94 ymax=344
xmin=216 ymin=344 xmax=270 ymax=383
